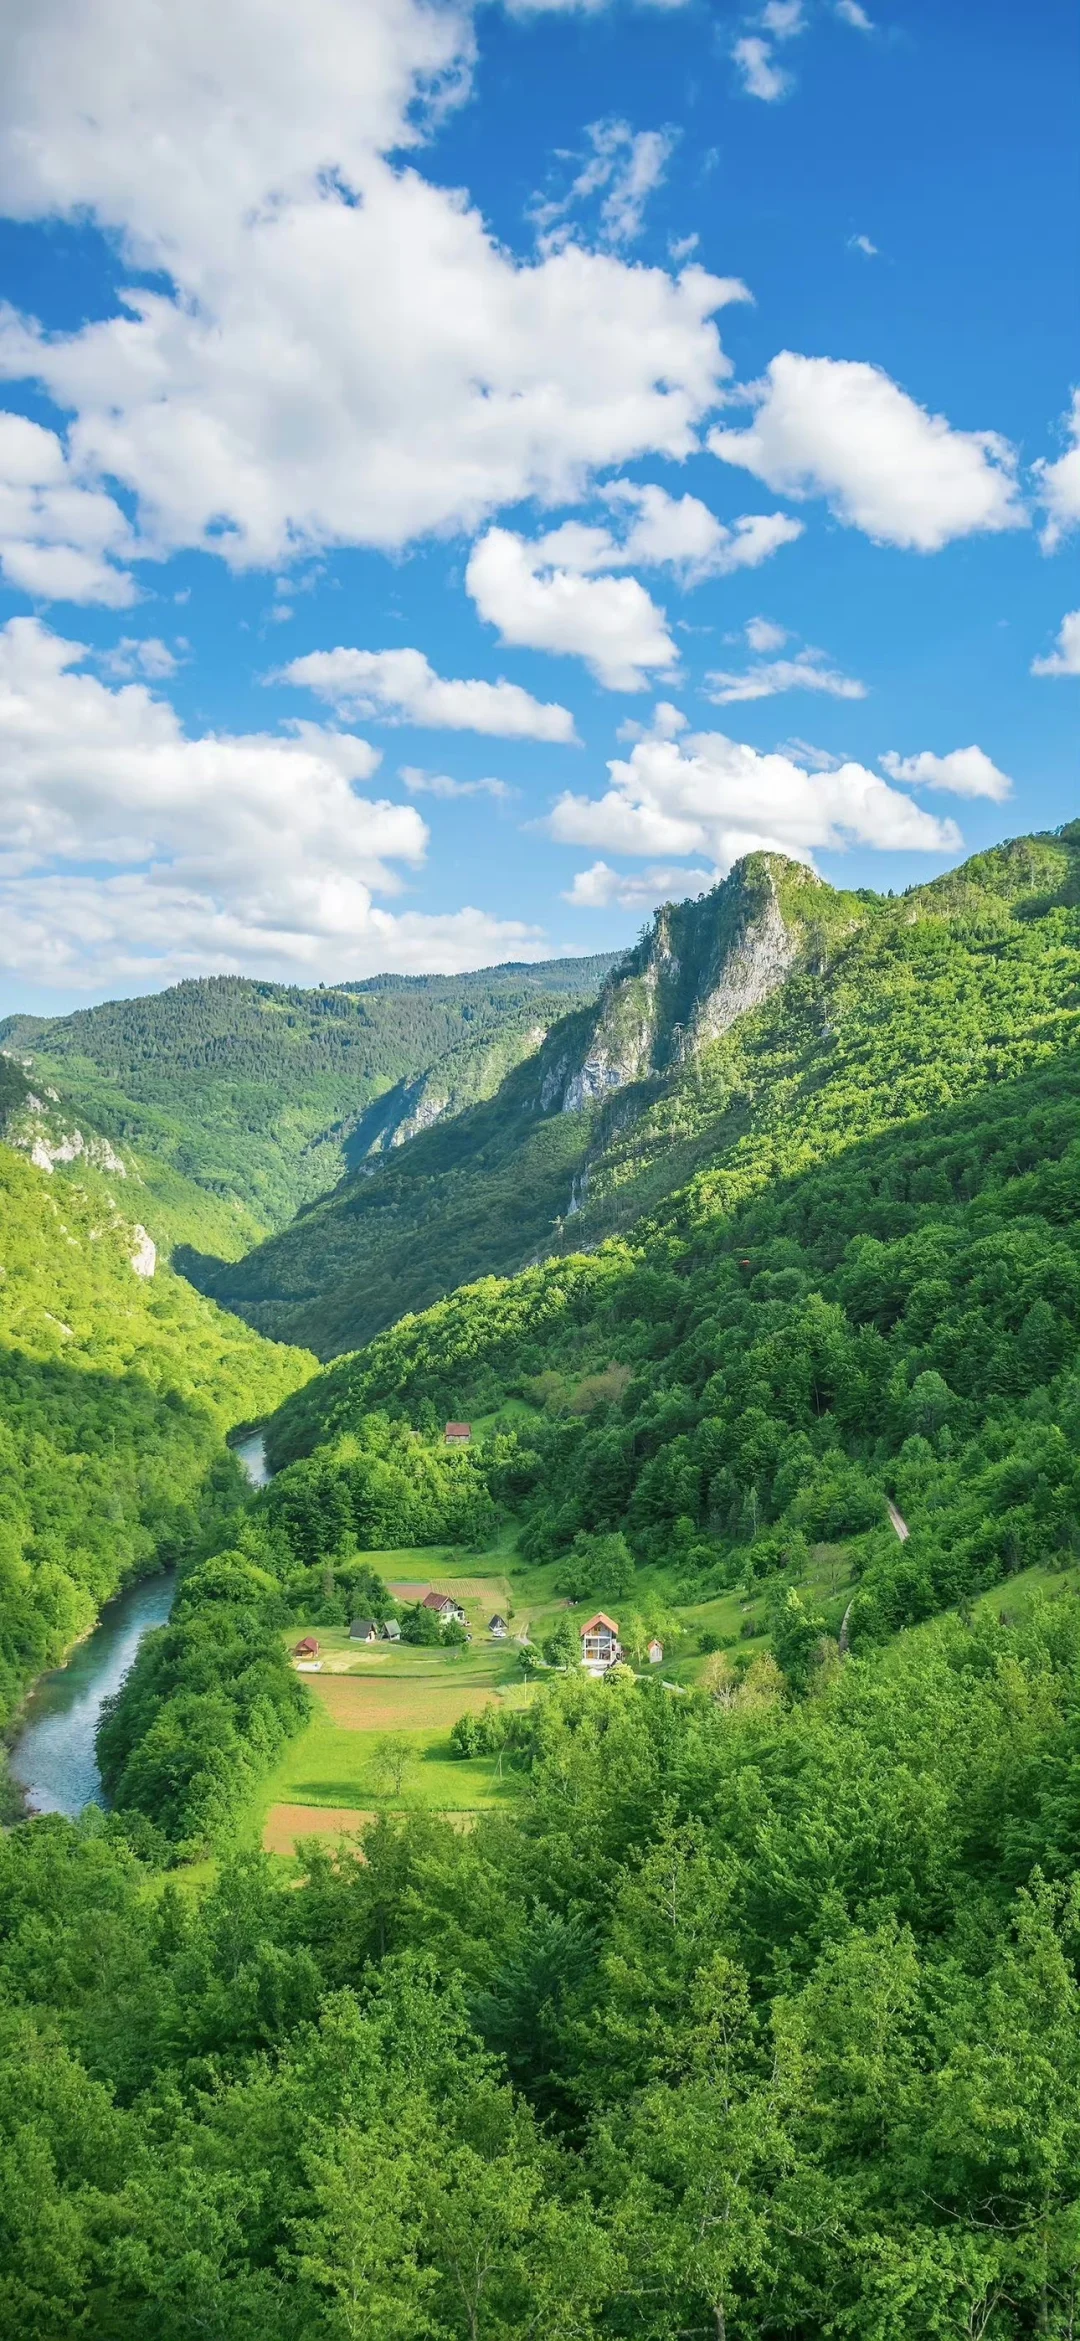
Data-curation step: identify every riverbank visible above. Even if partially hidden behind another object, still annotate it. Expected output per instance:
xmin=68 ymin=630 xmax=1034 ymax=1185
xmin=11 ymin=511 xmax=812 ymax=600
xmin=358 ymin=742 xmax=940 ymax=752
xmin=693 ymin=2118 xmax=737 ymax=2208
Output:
xmin=8 ymin=1569 xmax=177 ymax=1818
xmin=6 ymin=1423 xmax=272 ymax=1823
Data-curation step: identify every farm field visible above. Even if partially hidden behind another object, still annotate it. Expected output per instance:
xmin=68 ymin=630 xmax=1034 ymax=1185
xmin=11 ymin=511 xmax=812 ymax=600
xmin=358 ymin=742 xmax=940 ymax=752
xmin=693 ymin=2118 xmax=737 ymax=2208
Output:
xmin=256 ymin=1534 xmax=866 ymax=1857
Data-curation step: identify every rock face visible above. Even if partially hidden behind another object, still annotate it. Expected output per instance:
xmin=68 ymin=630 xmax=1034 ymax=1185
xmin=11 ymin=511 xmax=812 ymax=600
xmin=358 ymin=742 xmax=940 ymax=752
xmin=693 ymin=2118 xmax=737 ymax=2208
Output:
xmin=0 ymin=1059 xmax=128 ymax=1177
xmin=535 ymin=854 xmax=828 ymax=1118
xmin=129 ymin=1226 xmax=157 ymax=1279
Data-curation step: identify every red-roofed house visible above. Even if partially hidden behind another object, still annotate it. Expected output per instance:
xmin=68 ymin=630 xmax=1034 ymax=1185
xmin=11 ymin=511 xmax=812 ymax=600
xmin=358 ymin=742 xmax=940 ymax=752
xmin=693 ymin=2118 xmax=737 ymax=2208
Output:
xmin=580 ymin=1612 xmax=621 ymax=1672
xmin=444 ymin=1422 xmax=472 ymax=1445
xmin=423 ymin=1591 xmax=466 ymax=1623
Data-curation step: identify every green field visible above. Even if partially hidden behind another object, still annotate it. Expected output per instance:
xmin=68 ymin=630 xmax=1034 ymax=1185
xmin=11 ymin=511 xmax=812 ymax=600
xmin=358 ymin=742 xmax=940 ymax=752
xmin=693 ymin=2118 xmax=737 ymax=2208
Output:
xmin=255 ymin=1534 xmax=865 ymax=1856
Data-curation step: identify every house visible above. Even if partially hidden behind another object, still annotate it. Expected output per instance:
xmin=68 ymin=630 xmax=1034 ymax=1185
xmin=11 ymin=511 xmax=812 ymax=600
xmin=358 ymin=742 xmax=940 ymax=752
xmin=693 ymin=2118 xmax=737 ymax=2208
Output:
xmin=488 ymin=1613 xmax=508 ymax=1638
xmin=293 ymin=1636 xmax=319 ymax=1657
xmin=444 ymin=1421 xmax=472 ymax=1445
xmin=580 ymin=1612 xmax=621 ymax=1672
xmin=647 ymin=1637 xmax=664 ymax=1665
xmin=381 ymin=1618 xmax=401 ymax=1641
xmin=423 ymin=1590 xmax=466 ymax=1623
xmin=349 ymin=1619 xmax=379 ymax=1642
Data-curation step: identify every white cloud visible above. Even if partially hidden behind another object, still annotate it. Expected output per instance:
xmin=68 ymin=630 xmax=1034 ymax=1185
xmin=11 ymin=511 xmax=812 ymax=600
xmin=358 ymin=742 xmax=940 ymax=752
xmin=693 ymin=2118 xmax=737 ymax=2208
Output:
xmin=762 ymin=0 xmax=805 ymax=34
xmin=400 ymin=766 xmax=513 ymax=800
xmin=1031 ymin=610 xmax=1080 ymax=678
xmin=709 ymin=352 xmax=1026 ymax=551
xmin=835 ymin=0 xmax=873 ymax=26
xmin=732 ymin=36 xmax=791 ymax=100
xmin=745 ymin=615 xmax=787 ymax=652
xmin=466 ymin=526 xmax=678 ymax=691
xmin=1034 ymin=392 xmax=1080 ymax=552
xmin=0 ymin=615 xmax=544 ymax=987
xmin=0 ymin=411 xmax=136 ymax=606
xmin=879 ymin=746 xmax=1012 ymax=801
xmin=705 ymin=643 xmax=866 ymax=702
xmin=99 ymin=637 xmax=181 ymax=680
xmin=534 ymin=120 xmax=676 ymax=252
xmin=0 ymin=3 xmax=745 ymax=567
xmin=564 ymin=858 xmax=714 ymax=907
xmin=279 ymin=645 xmax=576 ymax=741
xmin=533 ymin=482 xmax=800 ymax=585
xmin=506 ymin=0 xmax=688 ymax=13
xmin=780 ymin=736 xmax=848 ymax=771
xmin=849 ymin=233 xmax=878 ymax=257
xmin=548 ymin=720 xmax=962 ymax=869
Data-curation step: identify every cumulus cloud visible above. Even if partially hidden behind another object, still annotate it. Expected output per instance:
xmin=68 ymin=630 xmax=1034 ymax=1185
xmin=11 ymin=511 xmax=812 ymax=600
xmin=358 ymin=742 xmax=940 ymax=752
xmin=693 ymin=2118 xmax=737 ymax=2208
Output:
xmin=709 ymin=352 xmax=1026 ymax=551
xmin=99 ymin=637 xmax=182 ymax=680
xmin=744 ymin=615 xmax=787 ymax=652
xmin=705 ymin=641 xmax=866 ymax=702
xmin=0 ymin=411 xmax=137 ymax=606
xmin=548 ymin=721 xmax=962 ymax=870
xmin=0 ymin=616 xmax=543 ymax=986
xmin=534 ymin=119 xmax=676 ymax=251
xmin=466 ymin=526 xmax=678 ymax=691
xmin=533 ymin=482 xmax=800 ymax=585
xmin=879 ymin=746 xmax=1012 ymax=801
xmin=278 ymin=644 xmax=576 ymax=741
xmin=849 ymin=233 xmax=878 ymax=257
xmin=400 ymin=766 xmax=513 ymax=800
xmin=0 ymin=1 xmax=746 ymax=568
xmin=762 ymin=0 xmax=805 ymax=32
xmin=564 ymin=858 xmax=715 ymax=907
xmin=732 ymin=36 xmax=791 ymax=100
xmin=1031 ymin=610 xmax=1080 ymax=678
xmin=1034 ymin=392 xmax=1080 ymax=552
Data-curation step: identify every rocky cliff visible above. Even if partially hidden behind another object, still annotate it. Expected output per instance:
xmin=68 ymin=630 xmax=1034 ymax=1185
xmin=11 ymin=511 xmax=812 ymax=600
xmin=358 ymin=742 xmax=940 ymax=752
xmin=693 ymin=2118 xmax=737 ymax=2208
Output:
xmin=532 ymin=854 xmax=853 ymax=1118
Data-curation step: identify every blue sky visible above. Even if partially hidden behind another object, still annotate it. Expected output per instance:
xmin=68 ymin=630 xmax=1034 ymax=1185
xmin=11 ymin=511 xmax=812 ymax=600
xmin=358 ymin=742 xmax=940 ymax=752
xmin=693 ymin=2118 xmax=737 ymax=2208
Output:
xmin=0 ymin=0 xmax=1076 ymax=1011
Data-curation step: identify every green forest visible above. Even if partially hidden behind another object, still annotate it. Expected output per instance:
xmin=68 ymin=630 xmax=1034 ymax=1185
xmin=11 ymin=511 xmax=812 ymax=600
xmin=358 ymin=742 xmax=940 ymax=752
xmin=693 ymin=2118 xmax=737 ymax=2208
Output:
xmin=6 ymin=829 xmax=1080 ymax=2335
xmin=0 ymin=956 xmax=615 ymax=1250
xmin=201 ymin=829 xmax=1080 ymax=1356
xmin=0 ymin=1142 xmax=311 ymax=1745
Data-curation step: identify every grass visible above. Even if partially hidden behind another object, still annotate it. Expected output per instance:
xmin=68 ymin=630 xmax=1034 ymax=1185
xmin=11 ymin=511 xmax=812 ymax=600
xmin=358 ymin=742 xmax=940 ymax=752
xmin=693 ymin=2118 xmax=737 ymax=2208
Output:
xmin=251 ymin=1531 xmax=866 ymax=1858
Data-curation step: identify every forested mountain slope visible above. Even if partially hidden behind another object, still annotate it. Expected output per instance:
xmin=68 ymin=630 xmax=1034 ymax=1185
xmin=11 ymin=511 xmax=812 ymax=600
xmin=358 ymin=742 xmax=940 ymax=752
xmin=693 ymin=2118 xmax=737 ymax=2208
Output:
xmin=205 ymin=826 xmax=1080 ymax=1357
xmin=0 ymin=953 xmax=616 ymax=1249
xmin=262 ymin=821 xmax=1080 ymax=1653
xmin=0 ymin=1134 xmax=313 ymax=1737
xmin=13 ymin=1549 xmax=1080 ymax=2333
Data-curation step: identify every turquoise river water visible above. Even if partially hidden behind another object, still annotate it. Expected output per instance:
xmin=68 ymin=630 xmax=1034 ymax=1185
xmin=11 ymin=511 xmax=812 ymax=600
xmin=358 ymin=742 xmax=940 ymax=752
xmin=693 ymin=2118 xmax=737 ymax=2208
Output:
xmin=8 ymin=1429 xmax=269 ymax=1818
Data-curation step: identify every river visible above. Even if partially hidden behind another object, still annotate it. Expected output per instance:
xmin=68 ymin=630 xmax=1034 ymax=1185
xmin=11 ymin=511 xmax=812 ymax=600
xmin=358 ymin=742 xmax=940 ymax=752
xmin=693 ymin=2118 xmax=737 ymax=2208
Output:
xmin=9 ymin=1570 xmax=177 ymax=1818
xmin=8 ymin=1427 xmax=271 ymax=1819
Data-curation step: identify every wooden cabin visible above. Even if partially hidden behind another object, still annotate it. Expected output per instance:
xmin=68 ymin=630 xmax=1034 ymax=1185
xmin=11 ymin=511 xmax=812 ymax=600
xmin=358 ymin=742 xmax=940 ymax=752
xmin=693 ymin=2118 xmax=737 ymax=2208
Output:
xmin=444 ymin=1422 xmax=472 ymax=1445
xmin=293 ymin=1636 xmax=320 ymax=1657
xmin=349 ymin=1619 xmax=379 ymax=1643
xmin=488 ymin=1614 xmax=508 ymax=1638
xmin=647 ymin=1636 xmax=664 ymax=1665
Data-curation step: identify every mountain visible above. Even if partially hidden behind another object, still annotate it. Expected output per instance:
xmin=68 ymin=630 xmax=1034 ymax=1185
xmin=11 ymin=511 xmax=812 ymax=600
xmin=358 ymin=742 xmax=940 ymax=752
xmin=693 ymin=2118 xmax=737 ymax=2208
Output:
xmin=0 ymin=954 xmax=617 ymax=1257
xmin=264 ymin=819 xmax=1080 ymax=1661
xmin=197 ymin=828 xmax=1080 ymax=1358
xmin=0 ymin=1118 xmax=313 ymax=1733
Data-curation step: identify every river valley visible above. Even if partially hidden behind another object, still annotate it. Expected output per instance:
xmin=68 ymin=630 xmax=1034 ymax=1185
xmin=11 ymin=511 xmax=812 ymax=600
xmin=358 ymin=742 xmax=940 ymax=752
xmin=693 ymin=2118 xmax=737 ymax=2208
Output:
xmin=8 ymin=1427 xmax=271 ymax=1819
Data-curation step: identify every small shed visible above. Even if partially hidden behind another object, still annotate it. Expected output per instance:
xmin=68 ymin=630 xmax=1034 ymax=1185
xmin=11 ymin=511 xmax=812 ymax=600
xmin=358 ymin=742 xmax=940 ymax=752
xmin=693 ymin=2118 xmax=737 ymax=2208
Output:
xmin=349 ymin=1619 xmax=379 ymax=1642
xmin=293 ymin=1635 xmax=320 ymax=1657
xmin=580 ymin=1612 xmax=621 ymax=1671
xmin=444 ymin=1421 xmax=472 ymax=1445
xmin=381 ymin=1618 xmax=401 ymax=1641
xmin=647 ymin=1637 xmax=664 ymax=1665
xmin=488 ymin=1613 xmax=508 ymax=1638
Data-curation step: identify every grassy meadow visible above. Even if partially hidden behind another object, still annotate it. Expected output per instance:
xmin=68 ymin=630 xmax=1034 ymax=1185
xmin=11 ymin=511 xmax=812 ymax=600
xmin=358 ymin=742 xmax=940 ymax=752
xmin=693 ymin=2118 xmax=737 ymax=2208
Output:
xmin=254 ymin=1530 xmax=869 ymax=1856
